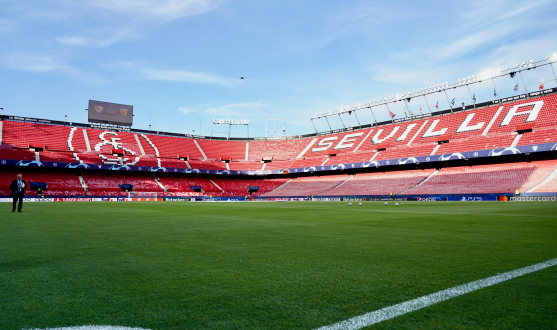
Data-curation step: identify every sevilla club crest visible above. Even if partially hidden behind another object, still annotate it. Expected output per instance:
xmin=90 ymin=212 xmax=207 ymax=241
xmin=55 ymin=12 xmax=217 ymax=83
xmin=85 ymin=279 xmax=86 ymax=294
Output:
xmin=94 ymin=105 xmax=103 ymax=113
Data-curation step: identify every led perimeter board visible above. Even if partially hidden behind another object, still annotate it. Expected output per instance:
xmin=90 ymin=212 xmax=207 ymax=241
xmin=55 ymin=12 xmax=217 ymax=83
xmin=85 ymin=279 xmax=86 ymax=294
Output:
xmin=88 ymin=100 xmax=133 ymax=127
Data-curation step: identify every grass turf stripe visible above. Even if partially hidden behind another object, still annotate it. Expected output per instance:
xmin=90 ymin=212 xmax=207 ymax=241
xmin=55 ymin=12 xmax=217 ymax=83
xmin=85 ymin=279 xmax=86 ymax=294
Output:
xmin=315 ymin=258 xmax=557 ymax=330
xmin=26 ymin=326 xmax=151 ymax=330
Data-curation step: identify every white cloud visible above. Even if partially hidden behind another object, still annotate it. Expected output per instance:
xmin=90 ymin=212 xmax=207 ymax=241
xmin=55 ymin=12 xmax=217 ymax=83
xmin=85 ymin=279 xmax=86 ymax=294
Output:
xmin=4 ymin=53 xmax=68 ymax=72
xmin=141 ymin=67 xmax=235 ymax=85
xmin=55 ymin=32 xmax=130 ymax=47
xmin=85 ymin=0 xmax=219 ymax=22
xmin=48 ymin=0 xmax=220 ymax=48
xmin=496 ymin=1 xmax=547 ymax=20
xmin=432 ymin=26 xmax=512 ymax=60
xmin=3 ymin=52 xmax=104 ymax=82
xmin=205 ymin=102 xmax=270 ymax=116
xmin=179 ymin=102 xmax=270 ymax=116
xmin=104 ymin=60 xmax=236 ymax=85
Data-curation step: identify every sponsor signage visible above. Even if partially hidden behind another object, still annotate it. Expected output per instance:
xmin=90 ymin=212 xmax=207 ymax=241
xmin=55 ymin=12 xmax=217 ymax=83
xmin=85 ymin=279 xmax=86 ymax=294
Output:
xmin=510 ymin=196 xmax=557 ymax=201
xmin=1 ymin=140 xmax=556 ymax=176
xmin=88 ymin=100 xmax=133 ymax=127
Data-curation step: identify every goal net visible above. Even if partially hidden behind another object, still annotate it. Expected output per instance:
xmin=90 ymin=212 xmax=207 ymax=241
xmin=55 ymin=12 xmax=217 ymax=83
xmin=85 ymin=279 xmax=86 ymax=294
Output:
xmin=128 ymin=192 xmax=158 ymax=199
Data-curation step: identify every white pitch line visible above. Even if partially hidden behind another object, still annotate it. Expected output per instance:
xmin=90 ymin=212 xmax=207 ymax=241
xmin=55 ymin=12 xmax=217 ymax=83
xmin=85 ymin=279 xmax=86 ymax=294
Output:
xmin=315 ymin=258 xmax=557 ymax=330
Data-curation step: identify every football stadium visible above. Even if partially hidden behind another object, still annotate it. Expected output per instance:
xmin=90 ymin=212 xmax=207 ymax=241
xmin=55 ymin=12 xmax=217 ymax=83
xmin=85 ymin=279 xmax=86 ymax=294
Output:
xmin=1 ymin=2 xmax=557 ymax=330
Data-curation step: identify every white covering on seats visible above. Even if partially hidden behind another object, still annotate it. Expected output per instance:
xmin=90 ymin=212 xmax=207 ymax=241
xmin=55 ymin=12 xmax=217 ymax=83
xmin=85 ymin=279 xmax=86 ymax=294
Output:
xmin=482 ymin=106 xmax=503 ymax=136
xmin=193 ymin=139 xmax=207 ymax=160
xmin=245 ymin=142 xmax=249 ymax=160
xmin=82 ymin=129 xmax=91 ymax=151
xmin=297 ymin=137 xmax=318 ymax=158
xmin=67 ymin=127 xmax=77 ymax=151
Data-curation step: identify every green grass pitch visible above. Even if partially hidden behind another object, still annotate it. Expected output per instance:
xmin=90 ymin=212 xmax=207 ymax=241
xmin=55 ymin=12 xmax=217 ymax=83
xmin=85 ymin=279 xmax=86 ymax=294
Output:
xmin=1 ymin=201 xmax=557 ymax=330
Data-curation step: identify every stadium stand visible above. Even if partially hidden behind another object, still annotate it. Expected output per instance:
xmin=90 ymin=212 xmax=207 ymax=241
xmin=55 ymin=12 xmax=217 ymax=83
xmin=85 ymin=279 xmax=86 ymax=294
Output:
xmin=1 ymin=92 xmax=557 ymax=197
xmin=1 ymin=94 xmax=557 ymax=170
xmin=405 ymin=160 xmax=557 ymax=195
xmin=263 ymin=175 xmax=349 ymax=197
xmin=212 ymin=177 xmax=288 ymax=196
xmin=82 ymin=172 xmax=162 ymax=194
xmin=0 ymin=168 xmax=84 ymax=196
xmin=322 ymin=169 xmax=436 ymax=196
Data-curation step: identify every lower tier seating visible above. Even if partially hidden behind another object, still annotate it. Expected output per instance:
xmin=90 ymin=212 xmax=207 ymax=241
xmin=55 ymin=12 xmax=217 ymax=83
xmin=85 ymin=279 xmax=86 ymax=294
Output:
xmin=1 ymin=159 xmax=557 ymax=196
xmin=263 ymin=175 xmax=349 ymax=197
xmin=406 ymin=160 xmax=557 ymax=195
xmin=322 ymin=169 xmax=435 ymax=196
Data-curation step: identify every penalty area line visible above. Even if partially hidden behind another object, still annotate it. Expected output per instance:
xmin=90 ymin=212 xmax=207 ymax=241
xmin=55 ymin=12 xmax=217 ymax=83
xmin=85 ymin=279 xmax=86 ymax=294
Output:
xmin=314 ymin=257 xmax=557 ymax=330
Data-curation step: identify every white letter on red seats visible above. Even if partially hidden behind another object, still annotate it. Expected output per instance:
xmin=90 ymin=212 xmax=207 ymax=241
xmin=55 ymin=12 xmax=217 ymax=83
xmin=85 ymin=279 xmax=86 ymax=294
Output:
xmin=456 ymin=113 xmax=484 ymax=133
xmin=371 ymin=127 xmax=400 ymax=144
xmin=396 ymin=123 xmax=417 ymax=141
xmin=312 ymin=136 xmax=338 ymax=152
xmin=421 ymin=119 xmax=447 ymax=138
xmin=333 ymin=132 xmax=364 ymax=150
xmin=499 ymin=101 xmax=544 ymax=126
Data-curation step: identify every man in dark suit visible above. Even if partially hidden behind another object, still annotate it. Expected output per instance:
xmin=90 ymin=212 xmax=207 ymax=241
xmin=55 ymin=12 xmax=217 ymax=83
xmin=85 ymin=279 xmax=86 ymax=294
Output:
xmin=10 ymin=173 xmax=26 ymax=212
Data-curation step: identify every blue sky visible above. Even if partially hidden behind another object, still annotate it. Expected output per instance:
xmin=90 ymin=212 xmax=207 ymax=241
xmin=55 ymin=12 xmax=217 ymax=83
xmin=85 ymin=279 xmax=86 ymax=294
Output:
xmin=1 ymin=0 xmax=556 ymax=137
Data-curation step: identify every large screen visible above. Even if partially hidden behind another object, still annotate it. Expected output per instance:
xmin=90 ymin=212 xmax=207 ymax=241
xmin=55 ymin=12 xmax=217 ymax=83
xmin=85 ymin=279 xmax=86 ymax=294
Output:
xmin=88 ymin=100 xmax=133 ymax=126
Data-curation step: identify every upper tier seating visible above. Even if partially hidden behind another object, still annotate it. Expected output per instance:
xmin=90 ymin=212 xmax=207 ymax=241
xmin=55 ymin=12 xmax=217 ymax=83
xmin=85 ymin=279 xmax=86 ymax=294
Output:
xmin=1 ymin=93 xmax=557 ymax=171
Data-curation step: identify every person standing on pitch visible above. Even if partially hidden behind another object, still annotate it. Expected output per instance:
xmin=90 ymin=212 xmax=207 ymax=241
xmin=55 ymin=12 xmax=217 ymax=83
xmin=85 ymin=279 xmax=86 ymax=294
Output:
xmin=10 ymin=173 xmax=26 ymax=212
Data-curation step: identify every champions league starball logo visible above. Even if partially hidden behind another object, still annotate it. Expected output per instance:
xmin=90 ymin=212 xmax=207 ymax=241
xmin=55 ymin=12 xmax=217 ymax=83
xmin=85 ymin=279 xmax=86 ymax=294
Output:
xmin=66 ymin=163 xmax=90 ymax=169
xmin=16 ymin=160 xmax=44 ymax=167
xmin=439 ymin=153 xmax=465 ymax=161
xmin=109 ymin=165 xmax=131 ymax=171
xmin=397 ymin=157 xmax=418 ymax=165
xmin=329 ymin=164 xmax=346 ymax=170
xmin=149 ymin=167 xmax=167 ymax=172
xmin=303 ymin=166 xmax=317 ymax=173
xmin=362 ymin=161 xmax=380 ymax=168
xmin=488 ymin=147 xmax=521 ymax=157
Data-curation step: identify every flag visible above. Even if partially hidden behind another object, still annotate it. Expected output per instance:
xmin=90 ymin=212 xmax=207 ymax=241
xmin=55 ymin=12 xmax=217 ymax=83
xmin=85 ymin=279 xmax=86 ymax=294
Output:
xmin=420 ymin=105 xmax=423 ymax=114
xmin=435 ymin=101 xmax=439 ymax=109
xmin=451 ymin=98 xmax=455 ymax=106
xmin=473 ymin=93 xmax=476 ymax=103
xmin=514 ymin=82 xmax=519 ymax=92
xmin=388 ymin=110 xmax=396 ymax=119
xmin=404 ymin=110 xmax=408 ymax=118
xmin=539 ymin=76 xmax=544 ymax=90
xmin=494 ymin=88 xmax=497 ymax=97
xmin=462 ymin=102 xmax=465 ymax=107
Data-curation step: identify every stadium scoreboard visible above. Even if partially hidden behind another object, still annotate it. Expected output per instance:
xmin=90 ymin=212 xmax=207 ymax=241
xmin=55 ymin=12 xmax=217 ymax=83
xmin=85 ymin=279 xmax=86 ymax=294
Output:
xmin=88 ymin=100 xmax=133 ymax=127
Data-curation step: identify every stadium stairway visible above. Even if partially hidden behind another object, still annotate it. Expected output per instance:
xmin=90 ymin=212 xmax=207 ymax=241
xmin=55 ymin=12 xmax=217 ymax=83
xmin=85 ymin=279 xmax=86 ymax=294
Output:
xmin=398 ymin=169 xmax=439 ymax=195
xmin=316 ymin=175 xmax=354 ymax=196
xmin=209 ymin=179 xmax=225 ymax=193
xmin=528 ymin=161 xmax=557 ymax=193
